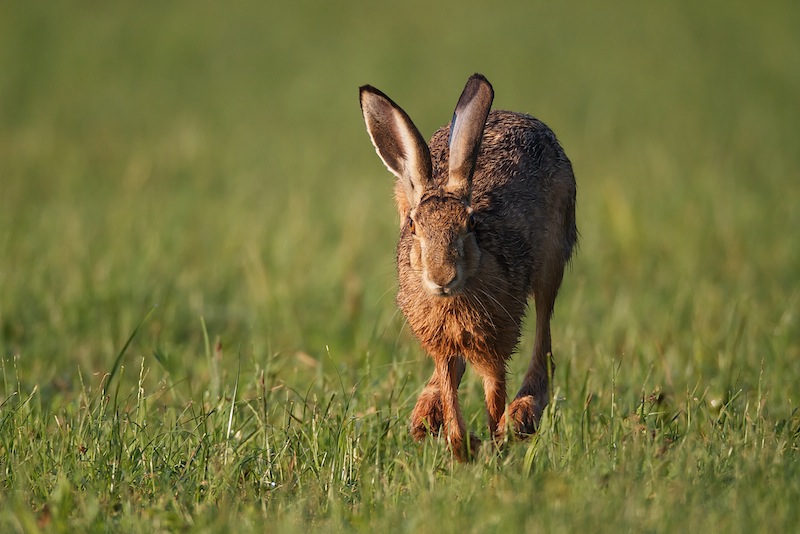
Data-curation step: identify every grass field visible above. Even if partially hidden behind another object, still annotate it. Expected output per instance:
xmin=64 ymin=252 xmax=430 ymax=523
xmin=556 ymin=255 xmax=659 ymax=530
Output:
xmin=1 ymin=1 xmax=799 ymax=532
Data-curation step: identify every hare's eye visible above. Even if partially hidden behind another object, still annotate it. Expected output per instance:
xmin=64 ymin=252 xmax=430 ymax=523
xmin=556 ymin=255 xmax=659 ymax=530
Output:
xmin=467 ymin=214 xmax=477 ymax=231
xmin=408 ymin=218 xmax=416 ymax=234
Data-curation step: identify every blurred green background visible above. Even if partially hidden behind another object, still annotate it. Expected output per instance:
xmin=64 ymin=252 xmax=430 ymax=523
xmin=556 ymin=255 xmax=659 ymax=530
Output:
xmin=1 ymin=1 xmax=799 ymax=530
xmin=1 ymin=0 xmax=798 ymax=435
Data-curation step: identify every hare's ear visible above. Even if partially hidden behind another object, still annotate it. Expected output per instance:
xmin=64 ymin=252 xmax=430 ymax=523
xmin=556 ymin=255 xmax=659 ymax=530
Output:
xmin=446 ymin=74 xmax=494 ymax=199
xmin=360 ymin=85 xmax=432 ymax=207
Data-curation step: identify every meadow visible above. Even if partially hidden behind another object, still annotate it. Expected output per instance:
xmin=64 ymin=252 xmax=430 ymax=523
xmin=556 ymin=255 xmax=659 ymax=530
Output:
xmin=1 ymin=1 xmax=798 ymax=531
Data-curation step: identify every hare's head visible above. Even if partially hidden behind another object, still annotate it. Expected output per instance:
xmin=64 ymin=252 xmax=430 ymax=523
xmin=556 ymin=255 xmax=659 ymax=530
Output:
xmin=406 ymin=192 xmax=479 ymax=295
xmin=360 ymin=74 xmax=494 ymax=296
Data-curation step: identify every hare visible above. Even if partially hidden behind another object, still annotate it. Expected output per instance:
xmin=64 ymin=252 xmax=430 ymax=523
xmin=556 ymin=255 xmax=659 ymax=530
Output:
xmin=359 ymin=74 xmax=576 ymax=461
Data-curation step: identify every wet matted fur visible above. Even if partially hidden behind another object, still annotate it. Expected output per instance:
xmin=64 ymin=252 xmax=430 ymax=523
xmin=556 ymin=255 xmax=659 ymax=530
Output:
xmin=360 ymin=74 xmax=577 ymax=461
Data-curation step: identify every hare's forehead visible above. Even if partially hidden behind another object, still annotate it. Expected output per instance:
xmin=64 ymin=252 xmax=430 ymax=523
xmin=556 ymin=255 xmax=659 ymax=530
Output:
xmin=412 ymin=195 xmax=471 ymax=224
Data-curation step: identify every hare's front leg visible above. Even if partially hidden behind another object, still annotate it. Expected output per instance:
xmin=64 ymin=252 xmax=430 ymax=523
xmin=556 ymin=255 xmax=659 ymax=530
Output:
xmin=436 ymin=357 xmax=480 ymax=461
xmin=472 ymin=359 xmax=507 ymax=440
xmin=410 ymin=356 xmax=466 ymax=440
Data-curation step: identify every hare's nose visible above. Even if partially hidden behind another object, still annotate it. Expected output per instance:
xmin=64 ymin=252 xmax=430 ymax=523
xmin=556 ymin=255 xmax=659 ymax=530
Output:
xmin=423 ymin=266 xmax=461 ymax=296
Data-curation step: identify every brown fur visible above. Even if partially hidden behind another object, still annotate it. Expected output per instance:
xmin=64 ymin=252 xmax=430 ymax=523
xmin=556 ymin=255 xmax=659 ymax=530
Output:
xmin=360 ymin=75 xmax=576 ymax=461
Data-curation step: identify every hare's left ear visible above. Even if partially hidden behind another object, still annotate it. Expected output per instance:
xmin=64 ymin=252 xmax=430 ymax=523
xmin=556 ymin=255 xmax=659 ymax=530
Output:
xmin=446 ymin=74 xmax=494 ymax=200
xmin=360 ymin=85 xmax=432 ymax=207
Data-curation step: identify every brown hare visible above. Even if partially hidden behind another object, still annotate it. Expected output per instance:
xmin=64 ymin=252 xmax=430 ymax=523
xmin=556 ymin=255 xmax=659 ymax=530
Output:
xmin=359 ymin=74 xmax=577 ymax=461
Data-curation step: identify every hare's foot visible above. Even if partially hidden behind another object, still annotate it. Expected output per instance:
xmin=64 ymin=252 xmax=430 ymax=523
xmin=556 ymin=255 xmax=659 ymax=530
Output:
xmin=410 ymin=386 xmax=443 ymax=441
xmin=497 ymin=392 xmax=547 ymax=439
xmin=450 ymin=432 xmax=482 ymax=463
xmin=410 ymin=387 xmax=481 ymax=462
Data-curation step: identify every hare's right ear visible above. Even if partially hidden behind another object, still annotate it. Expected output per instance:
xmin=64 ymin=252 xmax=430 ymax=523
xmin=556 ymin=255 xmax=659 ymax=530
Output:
xmin=446 ymin=74 xmax=494 ymax=200
xmin=360 ymin=86 xmax=432 ymax=207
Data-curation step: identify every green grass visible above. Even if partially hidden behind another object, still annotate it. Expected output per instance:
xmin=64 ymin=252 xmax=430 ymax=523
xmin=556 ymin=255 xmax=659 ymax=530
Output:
xmin=1 ymin=0 xmax=799 ymax=531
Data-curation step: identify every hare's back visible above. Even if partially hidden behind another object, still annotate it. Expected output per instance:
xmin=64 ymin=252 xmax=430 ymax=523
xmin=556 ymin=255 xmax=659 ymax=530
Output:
xmin=429 ymin=110 xmax=571 ymax=206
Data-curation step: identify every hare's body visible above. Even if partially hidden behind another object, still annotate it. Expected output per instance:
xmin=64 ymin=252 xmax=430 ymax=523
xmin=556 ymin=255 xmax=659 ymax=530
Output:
xmin=360 ymin=75 xmax=576 ymax=460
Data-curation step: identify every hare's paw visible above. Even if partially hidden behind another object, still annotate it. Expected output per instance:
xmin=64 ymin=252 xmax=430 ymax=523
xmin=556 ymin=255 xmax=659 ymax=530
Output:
xmin=497 ymin=394 xmax=547 ymax=439
xmin=409 ymin=386 xmax=443 ymax=440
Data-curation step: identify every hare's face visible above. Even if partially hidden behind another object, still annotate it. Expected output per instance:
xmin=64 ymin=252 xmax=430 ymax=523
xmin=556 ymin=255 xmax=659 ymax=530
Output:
xmin=407 ymin=194 xmax=480 ymax=297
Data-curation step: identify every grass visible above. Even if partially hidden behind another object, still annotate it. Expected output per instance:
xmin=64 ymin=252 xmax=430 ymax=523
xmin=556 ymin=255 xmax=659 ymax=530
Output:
xmin=1 ymin=0 xmax=799 ymax=531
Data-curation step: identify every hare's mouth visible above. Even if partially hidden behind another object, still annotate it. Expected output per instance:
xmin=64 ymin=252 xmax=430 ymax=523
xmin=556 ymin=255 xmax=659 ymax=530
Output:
xmin=431 ymin=285 xmax=459 ymax=297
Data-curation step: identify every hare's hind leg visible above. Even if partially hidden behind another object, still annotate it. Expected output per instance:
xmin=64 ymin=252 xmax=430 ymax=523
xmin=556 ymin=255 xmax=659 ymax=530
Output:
xmin=500 ymin=297 xmax=553 ymax=436
xmin=499 ymin=271 xmax=562 ymax=438
xmin=410 ymin=355 xmax=466 ymax=440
